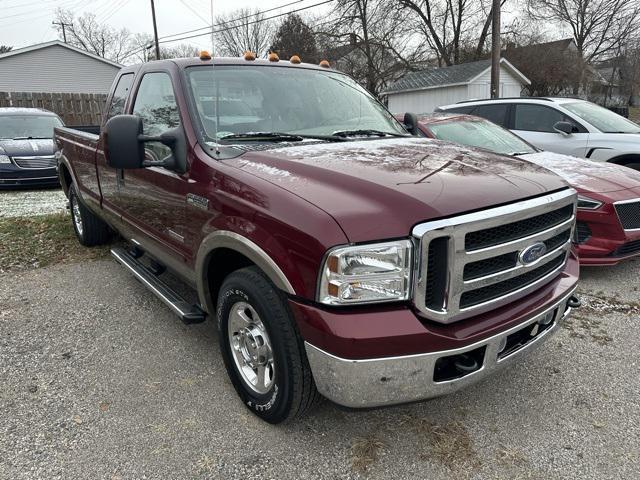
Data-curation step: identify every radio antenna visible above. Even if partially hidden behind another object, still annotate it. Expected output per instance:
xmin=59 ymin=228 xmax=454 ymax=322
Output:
xmin=210 ymin=0 xmax=220 ymax=155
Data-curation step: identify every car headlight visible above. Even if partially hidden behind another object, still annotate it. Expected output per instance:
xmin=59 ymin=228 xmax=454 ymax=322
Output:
xmin=0 ymin=154 xmax=11 ymax=164
xmin=318 ymin=240 xmax=413 ymax=305
xmin=577 ymin=195 xmax=603 ymax=210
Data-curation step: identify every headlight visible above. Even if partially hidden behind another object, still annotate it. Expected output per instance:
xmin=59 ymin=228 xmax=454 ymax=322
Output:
xmin=577 ymin=195 xmax=603 ymax=210
xmin=0 ymin=154 xmax=11 ymax=164
xmin=318 ymin=240 xmax=413 ymax=305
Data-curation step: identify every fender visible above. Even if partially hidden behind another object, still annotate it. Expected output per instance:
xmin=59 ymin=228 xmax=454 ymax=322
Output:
xmin=195 ymin=230 xmax=296 ymax=314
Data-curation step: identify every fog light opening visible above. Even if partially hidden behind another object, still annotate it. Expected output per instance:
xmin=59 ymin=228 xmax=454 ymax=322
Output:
xmin=434 ymin=346 xmax=486 ymax=382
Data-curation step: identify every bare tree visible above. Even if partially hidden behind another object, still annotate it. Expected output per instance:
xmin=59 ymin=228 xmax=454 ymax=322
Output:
xmin=54 ymin=9 xmax=133 ymax=63
xmin=317 ymin=0 xmax=426 ymax=95
xmin=129 ymin=34 xmax=199 ymax=62
xmin=526 ymin=0 xmax=640 ymax=63
xmin=395 ymin=0 xmax=504 ymax=66
xmin=0 ymin=45 xmax=12 ymax=54
xmin=213 ymin=8 xmax=275 ymax=58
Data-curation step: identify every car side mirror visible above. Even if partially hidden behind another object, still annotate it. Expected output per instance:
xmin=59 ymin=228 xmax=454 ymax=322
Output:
xmin=104 ymin=114 xmax=187 ymax=173
xmin=403 ymin=112 xmax=420 ymax=136
xmin=553 ymin=121 xmax=573 ymax=136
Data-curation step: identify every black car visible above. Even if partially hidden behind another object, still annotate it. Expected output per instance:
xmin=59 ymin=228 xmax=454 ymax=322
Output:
xmin=0 ymin=108 xmax=64 ymax=188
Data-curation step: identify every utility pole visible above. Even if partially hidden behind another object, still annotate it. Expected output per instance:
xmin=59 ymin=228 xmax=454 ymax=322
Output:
xmin=490 ymin=0 xmax=501 ymax=99
xmin=52 ymin=21 xmax=72 ymax=43
xmin=150 ymin=0 xmax=161 ymax=60
xmin=210 ymin=0 xmax=215 ymax=54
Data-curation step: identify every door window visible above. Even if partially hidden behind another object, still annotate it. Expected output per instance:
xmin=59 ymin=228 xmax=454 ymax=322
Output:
xmin=132 ymin=72 xmax=181 ymax=161
xmin=471 ymin=104 xmax=509 ymax=127
xmin=106 ymin=73 xmax=134 ymax=121
xmin=514 ymin=104 xmax=564 ymax=133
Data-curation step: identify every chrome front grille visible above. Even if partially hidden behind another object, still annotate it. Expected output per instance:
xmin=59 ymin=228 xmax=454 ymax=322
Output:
xmin=412 ymin=189 xmax=577 ymax=324
xmin=13 ymin=156 xmax=57 ymax=169
xmin=614 ymin=199 xmax=640 ymax=230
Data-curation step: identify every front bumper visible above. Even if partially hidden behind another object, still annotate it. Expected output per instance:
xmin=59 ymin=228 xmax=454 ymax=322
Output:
xmin=0 ymin=163 xmax=59 ymax=189
xmin=305 ymin=288 xmax=577 ymax=408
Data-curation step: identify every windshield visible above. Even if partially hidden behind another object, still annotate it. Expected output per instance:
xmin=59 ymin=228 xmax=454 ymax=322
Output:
xmin=563 ymin=101 xmax=640 ymax=133
xmin=186 ymin=65 xmax=406 ymax=142
xmin=427 ymin=117 xmax=536 ymax=155
xmin=0 ymin=115 xmax=63 ymax=140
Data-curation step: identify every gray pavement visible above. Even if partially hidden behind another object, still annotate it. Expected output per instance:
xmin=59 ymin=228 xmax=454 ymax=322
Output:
xmin=1 ymin=258 xmax=639 ymax=479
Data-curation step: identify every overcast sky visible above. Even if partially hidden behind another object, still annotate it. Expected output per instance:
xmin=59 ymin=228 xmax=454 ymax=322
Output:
xmin=0 ymin=0 xmax=332 ymax=51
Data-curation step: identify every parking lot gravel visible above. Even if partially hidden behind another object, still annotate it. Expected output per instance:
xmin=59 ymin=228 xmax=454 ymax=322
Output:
xmin=1 ymin=257 xmax=639 ymax=479
xmin=0 ymin=189 xmax=67 ymax=218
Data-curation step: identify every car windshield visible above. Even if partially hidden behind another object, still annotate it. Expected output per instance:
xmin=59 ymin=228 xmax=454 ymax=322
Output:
xmin=563 ymin=101 xmax=640 ymax=134
xmin=427 ymin=117 xmax=537 ymax=155
xmin=186 ymin=65 xmax=407 ymax=142
xmin=0 ymin=115 xmax=63 ymax=140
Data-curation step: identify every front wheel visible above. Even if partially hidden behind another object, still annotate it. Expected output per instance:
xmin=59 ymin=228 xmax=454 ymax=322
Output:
xmin=217 ymin=266 xmax=320 ymax=424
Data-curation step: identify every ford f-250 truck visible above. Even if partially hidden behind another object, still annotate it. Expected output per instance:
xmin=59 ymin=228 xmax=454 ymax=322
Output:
xmin=54 ymin=54 xmax=581 ymax=424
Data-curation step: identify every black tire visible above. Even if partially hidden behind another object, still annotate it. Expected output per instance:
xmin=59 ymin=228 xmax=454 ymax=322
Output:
xmin=217 ymin=266 xmax=321 ymax=424
xmin=624 ymin=163 xmax=640 ymax=171
xmin=69 ymin=184 xmax=111 ymax=246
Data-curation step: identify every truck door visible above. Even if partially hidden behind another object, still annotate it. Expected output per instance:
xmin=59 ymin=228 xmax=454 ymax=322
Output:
xmin=114 ymin=71 xmax=191 ymax=261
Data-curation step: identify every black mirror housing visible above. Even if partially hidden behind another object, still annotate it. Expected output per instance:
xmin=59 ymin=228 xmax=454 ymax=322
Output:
xmin=553 ymin=121 xmax=573 ymax=135
xmin=104 ymin=115 xmax=145 ymax=169
xmin=403 ymin=112 xmax=420 ymax=135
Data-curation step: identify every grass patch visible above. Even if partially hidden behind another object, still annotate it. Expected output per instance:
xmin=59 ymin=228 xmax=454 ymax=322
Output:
xmin=0 ymin=212 xmax=109 ymax=273
xmin=351 ymin=435 xmax=384 ymax=473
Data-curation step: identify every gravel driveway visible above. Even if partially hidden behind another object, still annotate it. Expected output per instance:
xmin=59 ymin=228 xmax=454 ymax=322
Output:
xmin=0 ymin=189 xmax=67 ymax=218
xmin=1 ymin=258 xmax=639 ymax=479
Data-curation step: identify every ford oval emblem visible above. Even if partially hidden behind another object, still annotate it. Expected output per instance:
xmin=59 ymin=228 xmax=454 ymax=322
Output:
xmin=519 ymin=242 xmax=547 ymax=265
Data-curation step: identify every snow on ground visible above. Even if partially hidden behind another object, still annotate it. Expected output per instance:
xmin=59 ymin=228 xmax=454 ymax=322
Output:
xmin=0 ymin=188 xmax=67 ymax=218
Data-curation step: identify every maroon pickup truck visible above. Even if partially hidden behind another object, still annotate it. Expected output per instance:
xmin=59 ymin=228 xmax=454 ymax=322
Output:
xmin=54 ymin=55 xmax=580 ymax=424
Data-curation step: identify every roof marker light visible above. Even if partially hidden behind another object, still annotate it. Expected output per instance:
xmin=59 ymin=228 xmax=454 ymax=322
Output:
xmin=243 ymin=51 xmax=256 ymax=61
xmin=290 ymin=55 xmax=301 ymax=64
xmin=268 ymin=52 xmax=280 ymax=62
xmin=319 ymin=59 xmax=330 ymax=68
xmin=199 ymin=50 xmax=212 ymax=60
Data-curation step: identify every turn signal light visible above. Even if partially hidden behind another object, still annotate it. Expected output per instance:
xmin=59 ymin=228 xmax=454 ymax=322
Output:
xmin=290 ymin=55 xmax=301 ymax=64
xmin=268 ymin=52 xmax=280 ymax=62
xmin=199 ymin=50 xmax=212 ymax=60
xmin=243 ymin=51 xmax=256 ymax=61
xmin=319 ymin=59 xmax=330 ymax=68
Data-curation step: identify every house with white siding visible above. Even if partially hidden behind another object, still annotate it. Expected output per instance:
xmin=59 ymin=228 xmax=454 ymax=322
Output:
xmin=0 ymin=40 xmax=122 ymax=94
xmin=383 ymin=58 xmax=530 ymax=114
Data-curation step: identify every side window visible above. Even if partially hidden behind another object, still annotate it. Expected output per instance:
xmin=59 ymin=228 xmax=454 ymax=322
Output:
xmin=471 ymin=104 xmax=509 ymax=127
xmin=132 ymin=72 xmax=180 ymax=161
xmin=106 ymin=73 xmax=134 ymax=121
xmin=514 ymin=104 xmax=564 ymax=132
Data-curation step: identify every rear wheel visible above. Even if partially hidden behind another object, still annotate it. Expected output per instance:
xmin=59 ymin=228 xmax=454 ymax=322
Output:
xmin=217 ymin=266 xmax=320 ymax=424
xmin=624 ymin=163 xmax=640 ymax=171
xmin=69 ymin=184 xmax=111 ymax=246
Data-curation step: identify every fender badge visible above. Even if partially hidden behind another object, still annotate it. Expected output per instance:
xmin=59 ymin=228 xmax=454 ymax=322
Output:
xmin=186 ymin=193 xmax=209 ymax=211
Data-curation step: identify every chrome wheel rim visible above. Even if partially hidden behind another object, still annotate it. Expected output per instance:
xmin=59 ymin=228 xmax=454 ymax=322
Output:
xmin=227 ymin=301 xmax=275 ymax=395
xmin=71 ymin=195 xmax=83 ymax=237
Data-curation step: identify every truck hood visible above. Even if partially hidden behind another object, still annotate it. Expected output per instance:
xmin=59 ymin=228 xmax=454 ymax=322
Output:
xmin=226 ymin=137 xmax=568 ymax=242
xmin=520 ymin=151 xmax=640 ymax=194
xmin=0 ymin=138 xmax=55 ymax=157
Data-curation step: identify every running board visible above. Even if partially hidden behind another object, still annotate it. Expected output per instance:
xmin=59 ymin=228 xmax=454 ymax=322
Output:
xmin=110 ymin=247 xmax=206 ymax=324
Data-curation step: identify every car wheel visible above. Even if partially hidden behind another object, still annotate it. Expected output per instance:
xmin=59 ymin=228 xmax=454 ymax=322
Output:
xmin=624 ymin=163 xmax=640 ymax=172
xmin=69 ymin=184 xmax=111 ymax=246
xmin=217 ymin=266 xmax=321 ymax=424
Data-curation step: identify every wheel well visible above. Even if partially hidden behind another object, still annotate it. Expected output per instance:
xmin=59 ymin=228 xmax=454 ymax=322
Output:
xmin=59 ymin=163 xmax=72 ymax=196
xmin=607 ymin=154 xmax=640 ymax=167
xmin=205 ymin=248 xmax=255 ymax=311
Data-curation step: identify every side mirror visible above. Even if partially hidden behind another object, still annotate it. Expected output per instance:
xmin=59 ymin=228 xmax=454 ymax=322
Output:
xmin=553 ymin=121 xmax=573 ymax=136
xmin=104 ymin=114 xmax=187 ymax=173
xmin=403 ymin=112 xmax=420 ymax=135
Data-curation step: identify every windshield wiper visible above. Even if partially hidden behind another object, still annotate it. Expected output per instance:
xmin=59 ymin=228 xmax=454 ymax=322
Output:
xmin=219 ymin=132 xmax=305 ymax=142
xmin=332 ymin=129 xmax=406 ymax=138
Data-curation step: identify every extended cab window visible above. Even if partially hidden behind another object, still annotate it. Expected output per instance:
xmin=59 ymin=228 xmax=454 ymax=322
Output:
xmin=471 ymin=104 xmax=509 ymax=127
xmin=132 ymin=72 xmax=180 ymax=161
xmin=514 ymin=104 xmax=565 ymax=133
xmin=106 ymin=73 xmax=134 ymax=120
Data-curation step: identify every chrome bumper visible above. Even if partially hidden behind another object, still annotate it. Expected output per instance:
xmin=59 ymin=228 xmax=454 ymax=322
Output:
xmin=305 ymin=289 xmax=577 ymax=408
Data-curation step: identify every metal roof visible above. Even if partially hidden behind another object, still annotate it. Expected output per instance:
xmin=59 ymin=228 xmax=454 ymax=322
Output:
xmin=0 ymin=40 xmax=123 ymax=68
xmin=384 ymin=58 xmax=530 ymax=94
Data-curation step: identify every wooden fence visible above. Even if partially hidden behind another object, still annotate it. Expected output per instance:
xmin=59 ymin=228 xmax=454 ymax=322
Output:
xmin=0 ymin=91 xmax=107 ymax=125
